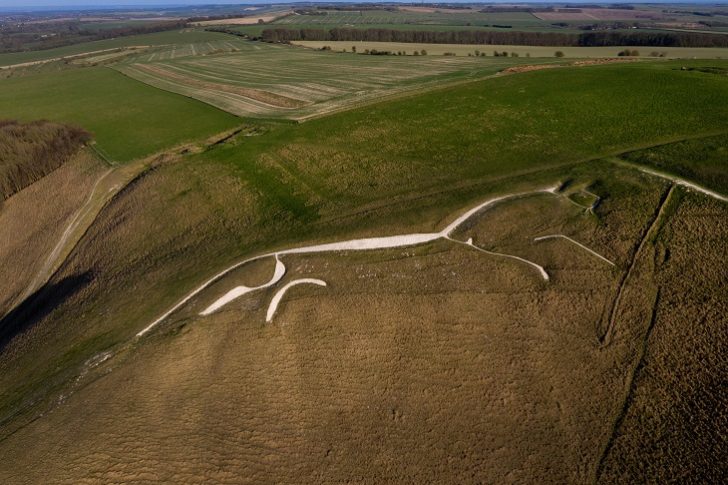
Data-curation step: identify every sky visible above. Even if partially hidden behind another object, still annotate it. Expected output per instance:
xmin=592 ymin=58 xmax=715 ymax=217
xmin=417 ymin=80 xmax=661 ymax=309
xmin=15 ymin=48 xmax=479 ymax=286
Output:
xmin=0 ymin=0 xmax=702 ymax=8
xmin=2 ymin=1 xmax=251 ymax=7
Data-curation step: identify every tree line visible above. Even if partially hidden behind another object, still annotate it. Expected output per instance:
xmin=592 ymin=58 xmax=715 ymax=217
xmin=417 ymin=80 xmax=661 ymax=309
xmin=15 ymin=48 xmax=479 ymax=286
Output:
xmin=0 ymin=20 xmax=188 ymax=55
xmin=261 ymin=27 xmax=728 ymax=48
xmin=0 ymin=120 xmax=91 ymax=200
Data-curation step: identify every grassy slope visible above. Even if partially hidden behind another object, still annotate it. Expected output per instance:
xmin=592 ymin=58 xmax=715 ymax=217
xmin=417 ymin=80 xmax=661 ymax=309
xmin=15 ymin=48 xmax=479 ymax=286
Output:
xmin=598 ymin=193 xmax=728 ymax=483
xmin=0 ymin=60 xmax=726 ymax=473
xmin=0 ymin=171 xmax=657 ymax=483
xmin=204 ymin=59 xmax=728 ymax=213
xmin=0 ymin=67 xmax=239 ymax=162
xmin=622 ymin=133 xmax=728 ymax=193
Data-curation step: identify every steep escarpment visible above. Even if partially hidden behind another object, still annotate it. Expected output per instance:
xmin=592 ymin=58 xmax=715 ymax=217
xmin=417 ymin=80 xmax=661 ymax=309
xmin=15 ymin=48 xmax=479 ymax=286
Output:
xmin=0 ymin=119 xmax=90 ymax=200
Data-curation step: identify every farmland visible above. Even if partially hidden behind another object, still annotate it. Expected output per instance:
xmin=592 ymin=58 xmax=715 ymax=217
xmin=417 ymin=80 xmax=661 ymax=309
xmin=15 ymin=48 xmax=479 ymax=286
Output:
xmin=116 ymin=40 xmax=544 ymax=120
xmin=274 ymin=9 xmax=548 ymax=30
xmin=0 ymin=67 xmax=238 ymax=161
xmin=293 ymin=40 xmax=728 ymax=58
xmin=0 ymin=29 xmax=234 ymax=67
xmin=243 ymin=5 xmax=728 ymax=36
xmin=0 ymin=4 xmax=726 ymax=484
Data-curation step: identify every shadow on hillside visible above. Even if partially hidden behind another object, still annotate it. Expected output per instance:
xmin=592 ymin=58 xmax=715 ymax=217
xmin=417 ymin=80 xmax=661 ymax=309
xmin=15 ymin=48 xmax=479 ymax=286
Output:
xmin=0 ymin=271 xmax=93 ymax=353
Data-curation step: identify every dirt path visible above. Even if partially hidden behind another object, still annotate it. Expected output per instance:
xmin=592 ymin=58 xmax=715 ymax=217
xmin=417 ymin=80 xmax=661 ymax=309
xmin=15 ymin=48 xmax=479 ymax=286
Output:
xmin=11 ymin=168 xmax=112 ymax=307
xmin=3 ymin=157 xmax=149 ymax=320
xmin=594 ymin=289 xmax=662 ymax=481
xmin=613 ymin=159 xmax=728 ymax=203
xmin=594 ymin=162 xmax=727 ymax=345
xmin=138 ymin=184 xmax=561 ymax=337
xmin=634 ymin=165 xmax=728 ymax=202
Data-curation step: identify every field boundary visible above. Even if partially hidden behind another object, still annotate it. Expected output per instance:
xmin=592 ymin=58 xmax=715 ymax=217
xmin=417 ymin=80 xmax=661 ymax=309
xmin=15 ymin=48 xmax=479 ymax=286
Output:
xmin=0 ymin=46 xmax=148 ymax=70
xmin=313 ymin=130 xmax=728 ymax=229
xmin=594 ymin=289 xmax=662 ymax=481
xmin=294 ymin=56 xmax=666 ymax=123
xmin=599 ymin=185 xmax=674 ymax=346
xmin=611 ymin=157 xmax=728 ymax=203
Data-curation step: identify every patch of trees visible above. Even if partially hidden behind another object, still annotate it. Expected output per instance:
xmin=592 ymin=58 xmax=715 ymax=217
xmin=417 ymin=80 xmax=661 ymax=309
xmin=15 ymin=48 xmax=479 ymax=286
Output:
xmin=318 ymin=5 xmax=397 ymax=12
xmin=617 ymin=49 xmax=640 ymax=56
xmin=189 ymin=14 xmax=248 ymax=22
xmin=0 ymin=120 xmax=91 ymax=200
xmin=570 ymin=4 xmax=634 ymax=9
xmin=665 ymin=10 xmax=714 ymax=17
xmin=479 ymin=7 xmax=554 ymax=13
xmin=293 ymin=9 xmax=328 ymax=16
xmin=578 ymin=22 xmax=637 ymax=31
xmin=205 ymin=27 xmax=248 ymax=38
xmin=79 ymin=20 xmax=188 ymax=40
xmin=699 ymin=20 xmax=728 ymax=28
xmin=262 ymin=27 xmax=728 ymax=48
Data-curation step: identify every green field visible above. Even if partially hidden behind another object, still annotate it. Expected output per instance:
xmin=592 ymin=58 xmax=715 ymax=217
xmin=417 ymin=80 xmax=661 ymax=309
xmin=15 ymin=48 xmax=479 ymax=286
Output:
xmin=194 ymin=59 xmax=728 ymax=212
xmin=273 ymin=9 xmax=554 ymax=30
xmin=0 ymin=67 xmax=239 ymax=161
xmin=621 ymin=133 xmax=728 ymax=193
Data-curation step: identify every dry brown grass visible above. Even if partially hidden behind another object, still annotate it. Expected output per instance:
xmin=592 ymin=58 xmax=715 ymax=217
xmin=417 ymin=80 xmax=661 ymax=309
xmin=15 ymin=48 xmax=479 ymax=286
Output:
xmin=0 ymin=164 xmax=703 ymax=483
xmin=597 ymin=192 xmax=728 ymax=483
xmin=0 ymin=239 xmax=624 ymax=483
xmin=0 ymin=120 xmax=90 ymax=199
xmin=0 ymin=150 xmax=105 ymax=318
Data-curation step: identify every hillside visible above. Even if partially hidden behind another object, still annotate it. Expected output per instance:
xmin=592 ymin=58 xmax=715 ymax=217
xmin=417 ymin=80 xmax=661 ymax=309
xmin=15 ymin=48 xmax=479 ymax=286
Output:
xmin=0 ymin=120 xmax=90 ymax=200
xmin=0 ymin=25 xmax=725 ymax=484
